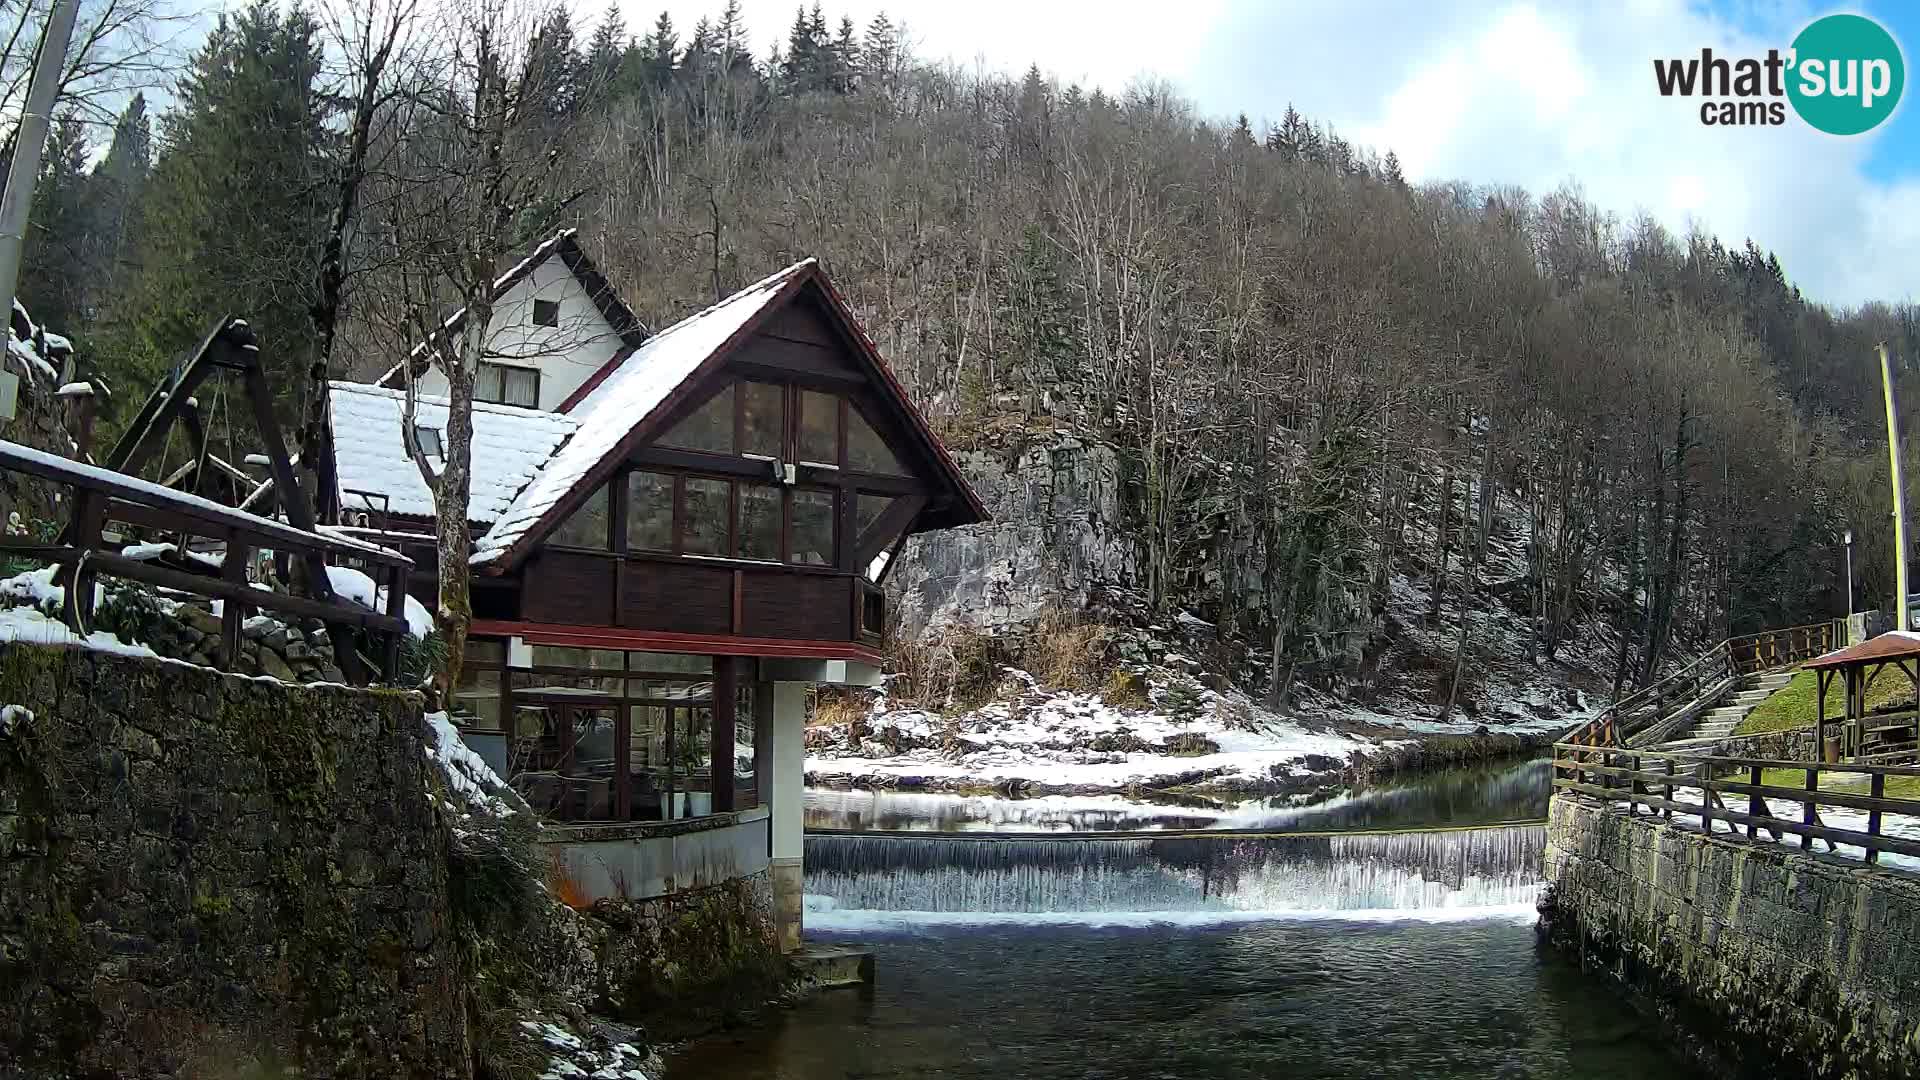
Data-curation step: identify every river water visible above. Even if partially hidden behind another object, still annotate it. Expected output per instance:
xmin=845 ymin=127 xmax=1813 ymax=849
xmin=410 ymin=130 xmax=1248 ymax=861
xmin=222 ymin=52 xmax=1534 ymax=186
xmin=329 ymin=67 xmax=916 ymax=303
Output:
xmin=664 ymin=757 xmax=1706 ymax=1079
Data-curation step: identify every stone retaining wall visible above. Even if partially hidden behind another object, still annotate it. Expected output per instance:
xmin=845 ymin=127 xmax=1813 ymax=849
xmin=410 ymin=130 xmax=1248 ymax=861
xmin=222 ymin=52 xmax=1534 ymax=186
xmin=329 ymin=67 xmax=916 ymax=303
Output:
xmin=1694 ymin=725 xmax=1820 ymax=761
xmin=1541 ymin=794 xmax=1920 ymax=1079
xmin=0 ymin=642 xmax=467 ymax=1078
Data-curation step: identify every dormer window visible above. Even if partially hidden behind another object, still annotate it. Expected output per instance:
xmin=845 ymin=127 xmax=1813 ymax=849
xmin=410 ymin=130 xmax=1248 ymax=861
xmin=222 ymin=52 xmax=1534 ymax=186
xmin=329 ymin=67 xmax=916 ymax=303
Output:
xmin=532 ymin=299 xmax=560 ymax=327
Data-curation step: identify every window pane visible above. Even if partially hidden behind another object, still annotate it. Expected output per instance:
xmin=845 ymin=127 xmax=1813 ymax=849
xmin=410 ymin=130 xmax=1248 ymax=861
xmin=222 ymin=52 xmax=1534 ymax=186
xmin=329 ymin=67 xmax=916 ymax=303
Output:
xmin=476 ymin=363 xmax=504 ymax=403
xmin=741 ymin=382 xmax=785 ymax=457
xmin=670 ymin=707 xmax=714 ymax=819
xmin=531 ymin=645 xmax=625 ymax=671
xmin=503 ymin=367 xmax=539 ymax=408
xmin=792 ymin=489 xmax=834 ymax=566
xmin=549 ymin=484 xmax=609 ymax=549
xmin=625 ymin=471 xmax=674 ymax=552
xmin=454 ymin=668 xmax=502 ymax=729
xmin=739 ymin=483 xmax=782 ymax=561
xmin=630 ymin=705 xmax=667 ymax=770
xmin=856 ymin=493 xmax=896 ymax=539
xmin=799 ymin=390 xmax=838 ymax=464
xmin=532 ymin=299 xmax=560 ymax=326
xmin=682 ymin=477 xmax=729 ymax=555
xmin=627 ymin=651 xmax=713 ymax=674
xmin=847 ymin=407 xmax=906 ymax=474
xmin=660 ymin=385 xmax=733 ymax=453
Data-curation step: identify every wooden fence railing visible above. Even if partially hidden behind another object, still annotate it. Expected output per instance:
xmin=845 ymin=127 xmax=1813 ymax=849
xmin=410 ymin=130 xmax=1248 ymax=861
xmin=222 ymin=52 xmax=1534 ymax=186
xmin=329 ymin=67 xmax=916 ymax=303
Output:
xmin=1553 ymin=742 xmax=1920 ymax=865
xmin=0 ymin=438 xmax=412 ymax=683
xmin=1564 ymin=619 xmax=1845 ymax=750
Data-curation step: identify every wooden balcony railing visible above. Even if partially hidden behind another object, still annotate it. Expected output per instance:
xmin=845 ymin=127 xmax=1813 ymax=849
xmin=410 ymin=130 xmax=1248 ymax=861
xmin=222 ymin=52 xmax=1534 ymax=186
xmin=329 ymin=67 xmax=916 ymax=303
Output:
xmin=0 ymin=438 xmax=412 ymax=683
xmin=1564 ymin=619 xmax=1845 ymax=750
xmin=1553 ymin=742 xmax=1920 ymax=865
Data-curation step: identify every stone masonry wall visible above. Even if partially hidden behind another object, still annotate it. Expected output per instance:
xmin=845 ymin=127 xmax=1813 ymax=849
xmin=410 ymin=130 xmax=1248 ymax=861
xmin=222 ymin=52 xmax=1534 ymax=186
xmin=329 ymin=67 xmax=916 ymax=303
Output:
xmin=0 ymin=642 xmax=469 ymax=1078
xmin=1541 ymin=794 xmax=1920 ymax=1080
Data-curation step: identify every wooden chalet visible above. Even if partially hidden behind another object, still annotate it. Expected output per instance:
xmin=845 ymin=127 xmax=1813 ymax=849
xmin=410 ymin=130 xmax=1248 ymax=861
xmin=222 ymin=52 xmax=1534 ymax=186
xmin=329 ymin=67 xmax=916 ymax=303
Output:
xmin=320 ymin=235 xmax=985 ymax=944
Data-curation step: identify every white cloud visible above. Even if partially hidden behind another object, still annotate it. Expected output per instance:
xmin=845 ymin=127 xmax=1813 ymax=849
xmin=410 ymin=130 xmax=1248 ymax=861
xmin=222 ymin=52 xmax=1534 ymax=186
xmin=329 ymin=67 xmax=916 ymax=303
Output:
xmin=617 ymin=0 xmax=1914 ymax=306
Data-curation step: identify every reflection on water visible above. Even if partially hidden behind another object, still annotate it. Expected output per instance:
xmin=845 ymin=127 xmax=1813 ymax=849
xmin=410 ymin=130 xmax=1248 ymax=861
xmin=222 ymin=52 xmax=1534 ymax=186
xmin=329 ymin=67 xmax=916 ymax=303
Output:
xmin=805 ymin=756 xmax=1551 ymax=833
xmin=663 ymin=920 xmax=1702 ymax=1080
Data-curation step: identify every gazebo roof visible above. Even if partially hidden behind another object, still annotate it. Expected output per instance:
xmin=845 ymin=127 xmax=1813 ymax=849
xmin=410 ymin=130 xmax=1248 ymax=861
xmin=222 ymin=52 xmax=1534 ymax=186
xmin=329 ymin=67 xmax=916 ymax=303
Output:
xmin=1804 ymin=630 xmax=1920 ymax=670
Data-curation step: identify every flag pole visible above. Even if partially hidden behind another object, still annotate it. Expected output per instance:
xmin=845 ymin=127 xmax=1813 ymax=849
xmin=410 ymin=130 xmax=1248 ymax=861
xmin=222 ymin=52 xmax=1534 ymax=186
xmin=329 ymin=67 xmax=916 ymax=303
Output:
xmin=1880 ymin=342 xmax=1909 ymax=631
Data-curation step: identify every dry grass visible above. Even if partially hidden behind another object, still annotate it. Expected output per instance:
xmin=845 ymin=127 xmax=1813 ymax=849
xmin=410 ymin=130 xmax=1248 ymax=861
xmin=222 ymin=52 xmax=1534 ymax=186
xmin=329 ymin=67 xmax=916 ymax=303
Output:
xmin=1027 ymin=608 xmax=1110 ymax=691
xmin=888 ymin=626 xmax=1006 ymax=711
xmin=811 ymin=688 xmax=869 ymax=729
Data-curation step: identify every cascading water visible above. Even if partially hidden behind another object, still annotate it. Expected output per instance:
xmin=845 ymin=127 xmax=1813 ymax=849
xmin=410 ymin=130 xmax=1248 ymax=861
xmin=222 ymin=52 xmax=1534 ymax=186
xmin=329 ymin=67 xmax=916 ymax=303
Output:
xmin=804 ymin=824 xmax=1544 ymax=915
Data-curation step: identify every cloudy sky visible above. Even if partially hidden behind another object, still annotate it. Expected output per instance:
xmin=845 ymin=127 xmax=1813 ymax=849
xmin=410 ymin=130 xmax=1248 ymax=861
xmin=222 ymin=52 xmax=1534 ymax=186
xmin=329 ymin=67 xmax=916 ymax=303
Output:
xmin=626 ymin=0 xmax=1918 ymax=309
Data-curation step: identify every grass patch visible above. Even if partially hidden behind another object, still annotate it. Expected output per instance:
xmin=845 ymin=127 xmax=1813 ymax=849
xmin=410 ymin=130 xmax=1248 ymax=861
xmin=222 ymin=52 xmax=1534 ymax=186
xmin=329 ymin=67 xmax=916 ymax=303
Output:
xmin=1754 ymin=767 xmax=1920 ymax=800
xmin=1735 ymin=667 xmax=1916 ymax=735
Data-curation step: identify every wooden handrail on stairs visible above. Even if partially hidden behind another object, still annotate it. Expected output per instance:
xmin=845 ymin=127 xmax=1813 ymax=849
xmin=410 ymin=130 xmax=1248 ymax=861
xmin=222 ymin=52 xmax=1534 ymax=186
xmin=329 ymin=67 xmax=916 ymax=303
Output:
xmin=1566 ymin=619 xmax=1845 ymax=750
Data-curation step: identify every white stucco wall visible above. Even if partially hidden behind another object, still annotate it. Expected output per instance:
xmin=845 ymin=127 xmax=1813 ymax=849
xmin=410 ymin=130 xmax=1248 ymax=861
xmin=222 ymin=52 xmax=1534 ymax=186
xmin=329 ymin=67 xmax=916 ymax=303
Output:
xmin=412 ymin=256 xmax=628 ymax=411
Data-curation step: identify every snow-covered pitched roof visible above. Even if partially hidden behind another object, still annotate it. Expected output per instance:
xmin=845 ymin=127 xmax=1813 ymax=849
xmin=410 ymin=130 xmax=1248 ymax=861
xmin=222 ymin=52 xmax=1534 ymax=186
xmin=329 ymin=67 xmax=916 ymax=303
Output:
xmin=328 ymin=381 xmax=577 ymax=523
xmin=471 ymin=259 xmax=816 ymax=566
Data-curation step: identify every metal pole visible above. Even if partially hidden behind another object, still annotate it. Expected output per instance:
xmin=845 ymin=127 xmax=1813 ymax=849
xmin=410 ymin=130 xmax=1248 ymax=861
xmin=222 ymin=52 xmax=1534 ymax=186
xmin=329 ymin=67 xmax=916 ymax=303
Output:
xmin=1845 ymin=530 xmax=1854 ymax=619
xmin=1882 ymin=343 xmax=1910 ymax=632
xmin=0 ymin=0 xmax=80 ymax=327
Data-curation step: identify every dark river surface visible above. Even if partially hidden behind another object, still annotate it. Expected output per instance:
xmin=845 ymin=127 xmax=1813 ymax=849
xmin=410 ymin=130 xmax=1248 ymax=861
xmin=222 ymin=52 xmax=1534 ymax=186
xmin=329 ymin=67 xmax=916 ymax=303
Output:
xmin=665 ymin=756 xmax=1706 ymax=1079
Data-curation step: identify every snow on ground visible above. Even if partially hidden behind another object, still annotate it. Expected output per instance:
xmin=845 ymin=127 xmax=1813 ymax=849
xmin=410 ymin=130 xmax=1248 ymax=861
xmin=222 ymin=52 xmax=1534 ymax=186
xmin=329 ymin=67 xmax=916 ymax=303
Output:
xmin=424 ymin=710 xmax=521 ymax=819
xmin=805 ymin=786 xmax=1368 ymax=832
xmin=521 ymin=1019 xmax=656 ymax=1080
xmin=0 ymin=603 xmax=159 ymax=659
xmin=807 ymin=673 xmax=1365 ymax=791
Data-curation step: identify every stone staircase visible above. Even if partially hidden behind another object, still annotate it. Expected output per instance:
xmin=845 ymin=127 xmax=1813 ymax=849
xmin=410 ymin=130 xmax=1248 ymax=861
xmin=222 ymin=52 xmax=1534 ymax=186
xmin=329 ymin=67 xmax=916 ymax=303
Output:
xmin=1673 ymin=670 xmax=1797 ymax=742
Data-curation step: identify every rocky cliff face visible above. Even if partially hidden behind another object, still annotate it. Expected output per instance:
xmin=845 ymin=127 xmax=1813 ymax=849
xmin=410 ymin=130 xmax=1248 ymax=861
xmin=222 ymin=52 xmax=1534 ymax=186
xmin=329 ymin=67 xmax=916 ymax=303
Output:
xmin=891 ymin=437 xmax=1140 ymax=639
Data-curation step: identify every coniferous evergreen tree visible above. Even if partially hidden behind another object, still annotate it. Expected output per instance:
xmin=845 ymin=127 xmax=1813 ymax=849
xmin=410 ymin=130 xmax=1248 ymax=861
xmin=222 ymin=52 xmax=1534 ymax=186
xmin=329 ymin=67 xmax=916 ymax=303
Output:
xmin=121 ymin=1 xmax=331 ymax=411
xmin=18 ymin=113 xmax=92 ymax=335
xmin=585 ymin=4 xmax=626 ymax=98
xmin=641 ymin=11 xmax=678 ymax=87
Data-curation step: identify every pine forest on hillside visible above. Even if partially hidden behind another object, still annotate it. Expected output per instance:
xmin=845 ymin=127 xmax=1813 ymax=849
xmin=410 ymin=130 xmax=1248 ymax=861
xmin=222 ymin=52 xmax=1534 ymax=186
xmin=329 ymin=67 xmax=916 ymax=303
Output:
xmin=13 ymin=0 xmax=1920 ymax=708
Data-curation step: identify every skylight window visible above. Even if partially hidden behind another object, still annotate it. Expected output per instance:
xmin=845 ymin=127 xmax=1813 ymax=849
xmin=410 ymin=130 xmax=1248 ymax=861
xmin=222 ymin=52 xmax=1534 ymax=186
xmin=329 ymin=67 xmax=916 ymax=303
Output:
xmin=414 ymin=424 xmax=444 ymax=459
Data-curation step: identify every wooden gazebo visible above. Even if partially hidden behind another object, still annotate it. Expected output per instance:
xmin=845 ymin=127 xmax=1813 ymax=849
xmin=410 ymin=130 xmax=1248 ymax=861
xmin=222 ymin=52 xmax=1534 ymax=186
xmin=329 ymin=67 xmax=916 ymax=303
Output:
xmin=1804 ymin=631 xmax=1920 ymax=763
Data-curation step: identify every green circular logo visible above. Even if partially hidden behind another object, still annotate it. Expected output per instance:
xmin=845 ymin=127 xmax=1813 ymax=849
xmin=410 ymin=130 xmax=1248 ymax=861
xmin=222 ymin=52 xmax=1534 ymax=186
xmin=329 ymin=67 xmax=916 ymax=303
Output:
xmin=1787 ymin=13 xmax=1905 ymax=135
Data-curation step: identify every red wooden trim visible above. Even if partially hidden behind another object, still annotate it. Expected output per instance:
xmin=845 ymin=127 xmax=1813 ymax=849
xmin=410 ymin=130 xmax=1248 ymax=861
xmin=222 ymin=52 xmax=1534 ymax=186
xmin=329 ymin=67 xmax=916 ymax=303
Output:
xmin=472 ymin=619 xmax=884 ymax=665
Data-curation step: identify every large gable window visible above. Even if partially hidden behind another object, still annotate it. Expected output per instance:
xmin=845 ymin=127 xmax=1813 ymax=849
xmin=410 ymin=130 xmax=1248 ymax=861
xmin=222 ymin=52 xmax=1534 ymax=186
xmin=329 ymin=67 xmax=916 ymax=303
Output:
xmin=661 ymin=386 xmax=734 ymax=453
xmin=798 ymin=389 xmax=838 ymax=465
xmin=847 ymin=406 xmax=905 ymax=475
xmin=550 ymin=483 xmax=609 ymax=549
xmin=741 ymin=382 xmax=784 ymax=457
xmin=791 ymin=489 xmax=836 ymax=566
xmin=738 ymin=483 xmax=782 ymax=561
xmin=625 ymin=470 xmax=674 ymax=551
xmin=682 ymin=477 xmax=729 ymax=555
xmin=477 ymin=361 xmax=539 ymax=408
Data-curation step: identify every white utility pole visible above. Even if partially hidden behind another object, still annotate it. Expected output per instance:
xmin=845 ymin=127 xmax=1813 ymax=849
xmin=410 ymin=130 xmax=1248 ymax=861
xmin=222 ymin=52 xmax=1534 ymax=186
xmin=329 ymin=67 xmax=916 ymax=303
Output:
xmin=1880 ymin=342 xmax=1910 ymax=631
xmin=0 ymin=0 xmax=80 ymax=327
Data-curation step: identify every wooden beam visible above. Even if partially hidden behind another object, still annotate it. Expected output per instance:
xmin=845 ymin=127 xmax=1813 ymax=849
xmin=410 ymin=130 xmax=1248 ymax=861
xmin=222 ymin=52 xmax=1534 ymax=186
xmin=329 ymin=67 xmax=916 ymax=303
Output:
xmin=83 ymin=549 xmax=408 ymax=637
xmin=855 ymin=493 xmax=927 ymax=567
xmin=711 ymin=655 xmax=736 ymax=813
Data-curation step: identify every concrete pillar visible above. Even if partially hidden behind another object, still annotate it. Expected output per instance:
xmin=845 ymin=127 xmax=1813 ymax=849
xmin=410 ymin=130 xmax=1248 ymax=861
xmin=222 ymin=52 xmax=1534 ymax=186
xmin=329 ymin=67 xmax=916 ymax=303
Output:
xmin=769 ymin=680 xmax=807 ymax=953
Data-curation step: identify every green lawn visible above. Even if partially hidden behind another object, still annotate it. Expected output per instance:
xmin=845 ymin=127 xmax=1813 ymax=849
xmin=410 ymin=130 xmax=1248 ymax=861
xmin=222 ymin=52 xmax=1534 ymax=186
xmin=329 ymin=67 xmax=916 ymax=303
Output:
xmin=1734 ymin=667 xmax=1916 ymax=735
xmin=1755 ymin=767 xmax=1920 ymax=800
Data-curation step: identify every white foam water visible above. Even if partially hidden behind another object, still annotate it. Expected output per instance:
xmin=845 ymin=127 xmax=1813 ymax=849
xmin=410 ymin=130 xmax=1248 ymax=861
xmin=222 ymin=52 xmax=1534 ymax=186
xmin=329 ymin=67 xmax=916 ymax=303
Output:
xmin=804 ymin=825 xmax=1546 ymax=918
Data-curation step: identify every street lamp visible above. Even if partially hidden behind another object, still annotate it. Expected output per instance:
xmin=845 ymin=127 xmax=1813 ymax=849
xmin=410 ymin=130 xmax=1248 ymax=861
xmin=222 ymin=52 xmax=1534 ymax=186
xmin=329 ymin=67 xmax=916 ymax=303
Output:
xmin=1844 ymin=528 xmax=1855 ymax=618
